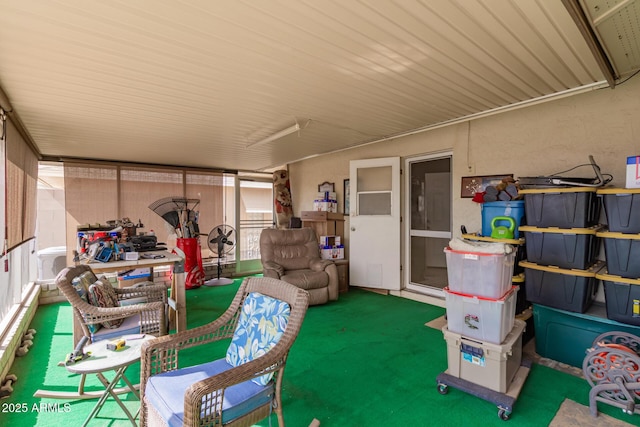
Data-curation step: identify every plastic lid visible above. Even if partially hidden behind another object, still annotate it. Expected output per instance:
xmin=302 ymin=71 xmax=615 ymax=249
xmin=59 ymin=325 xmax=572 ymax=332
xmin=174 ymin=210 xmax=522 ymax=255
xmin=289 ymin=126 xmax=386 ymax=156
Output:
xmin=596 ymin=230 xmax=640 ymax=239
xmin=597 ymin=187 xmax=640 ymax=194
xmin=519 ymin=260 xmax=604 ymax=277
xmin=519 ymin=186 xmax=597 ymax=194
xmin=596 ymin=268 xmax=640 ymax=286
xmin=519 ymin=225 xmax=603 ymax=235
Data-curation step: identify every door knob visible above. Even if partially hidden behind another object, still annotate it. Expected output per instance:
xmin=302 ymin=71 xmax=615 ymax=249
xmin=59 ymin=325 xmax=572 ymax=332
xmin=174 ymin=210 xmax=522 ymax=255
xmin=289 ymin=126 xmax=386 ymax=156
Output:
xmin=351 ymin=227 xmax=355 ymax=231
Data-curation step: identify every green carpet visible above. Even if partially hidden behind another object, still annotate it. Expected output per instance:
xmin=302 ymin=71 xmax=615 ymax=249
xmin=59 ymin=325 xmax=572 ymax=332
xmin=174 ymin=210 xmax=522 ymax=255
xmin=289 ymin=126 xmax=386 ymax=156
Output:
xmin=3 ymin=280 xmax=640 ymax=426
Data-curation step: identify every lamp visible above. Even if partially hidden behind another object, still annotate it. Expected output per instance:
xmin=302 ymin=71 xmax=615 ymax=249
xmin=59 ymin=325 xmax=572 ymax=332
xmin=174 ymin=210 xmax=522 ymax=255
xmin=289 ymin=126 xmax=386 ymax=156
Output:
xmin=246 ymin=123 xmax=300 ymax=148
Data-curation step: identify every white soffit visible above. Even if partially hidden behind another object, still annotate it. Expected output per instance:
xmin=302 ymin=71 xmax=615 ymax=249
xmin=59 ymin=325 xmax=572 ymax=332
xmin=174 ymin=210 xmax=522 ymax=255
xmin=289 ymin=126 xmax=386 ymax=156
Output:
xmin=0 ymin=0 xmax=612 ymax=171
xmin=579 ymin=0 xmax=640 ymax=78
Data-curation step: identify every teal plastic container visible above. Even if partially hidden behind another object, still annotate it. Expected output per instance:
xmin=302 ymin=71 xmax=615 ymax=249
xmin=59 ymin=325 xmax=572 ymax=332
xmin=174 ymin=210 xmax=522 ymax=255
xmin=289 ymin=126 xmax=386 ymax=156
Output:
xmin=533 ymin=303 xmax=640 ymax=368
xmin=481 ymin=200 xmax=526 ymax=238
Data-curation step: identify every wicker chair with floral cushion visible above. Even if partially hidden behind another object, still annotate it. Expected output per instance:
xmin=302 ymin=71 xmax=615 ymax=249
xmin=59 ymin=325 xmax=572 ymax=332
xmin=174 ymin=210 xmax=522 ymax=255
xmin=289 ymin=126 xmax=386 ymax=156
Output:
xmin=140 ymin=276 xmax=309 ymax=427
xmin=55 ymin=264 xmax=168 ymax=343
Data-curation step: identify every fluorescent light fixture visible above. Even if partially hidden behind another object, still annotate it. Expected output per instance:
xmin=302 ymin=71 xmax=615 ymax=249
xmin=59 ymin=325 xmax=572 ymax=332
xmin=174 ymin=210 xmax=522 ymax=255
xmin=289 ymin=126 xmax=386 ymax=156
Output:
xmin=247 ymin=123 xmax=300 ymax=148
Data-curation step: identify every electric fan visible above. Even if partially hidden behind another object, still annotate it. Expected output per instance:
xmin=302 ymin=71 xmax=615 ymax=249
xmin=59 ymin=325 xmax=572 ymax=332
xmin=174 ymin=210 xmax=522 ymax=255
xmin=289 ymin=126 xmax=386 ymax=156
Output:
xmin=203 ymin=224 xmax=237 ymax=286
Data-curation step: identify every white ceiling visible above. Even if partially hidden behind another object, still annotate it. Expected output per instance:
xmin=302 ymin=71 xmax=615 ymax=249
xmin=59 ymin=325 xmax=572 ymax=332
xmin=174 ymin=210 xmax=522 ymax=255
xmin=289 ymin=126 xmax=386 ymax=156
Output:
xmin=0 ymin=0 xmax=638 ymax=172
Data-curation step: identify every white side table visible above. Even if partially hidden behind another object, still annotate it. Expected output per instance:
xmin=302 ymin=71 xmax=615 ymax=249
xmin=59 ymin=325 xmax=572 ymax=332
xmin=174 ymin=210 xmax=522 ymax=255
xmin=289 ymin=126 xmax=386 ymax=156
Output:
xmin=65 ymin=334 xmax=154 ymax=427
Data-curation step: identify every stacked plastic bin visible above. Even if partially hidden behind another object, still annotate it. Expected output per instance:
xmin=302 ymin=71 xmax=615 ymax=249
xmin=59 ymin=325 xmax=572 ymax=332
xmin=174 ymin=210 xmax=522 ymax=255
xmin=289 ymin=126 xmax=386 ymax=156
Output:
xmin=595 ymin=188 xmax=640 ymax=325
xmin=441 ymin=240 xmax=525 ymax=394
xmin=518 ymin=187 xmax=604 ymax=314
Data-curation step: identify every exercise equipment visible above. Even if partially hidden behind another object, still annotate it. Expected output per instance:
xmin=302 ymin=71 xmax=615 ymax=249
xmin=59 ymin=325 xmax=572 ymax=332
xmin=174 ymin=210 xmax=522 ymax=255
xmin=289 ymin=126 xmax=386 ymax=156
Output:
xmin=491 ymin=216 xmax=516 ymax=240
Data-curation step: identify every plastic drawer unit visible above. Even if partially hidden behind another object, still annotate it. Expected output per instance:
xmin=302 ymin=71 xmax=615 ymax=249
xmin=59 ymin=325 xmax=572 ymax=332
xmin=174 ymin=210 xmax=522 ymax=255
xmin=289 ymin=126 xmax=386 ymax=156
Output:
xmin=520 ymin=187 xmax=600 ymax=229
xmin=519 ymin=225 xmax=602 ymax=270
xmin=519 ymin=260 xmax=604 ymax=313
xmin=597 ymin=188 xmax=640 ymax=234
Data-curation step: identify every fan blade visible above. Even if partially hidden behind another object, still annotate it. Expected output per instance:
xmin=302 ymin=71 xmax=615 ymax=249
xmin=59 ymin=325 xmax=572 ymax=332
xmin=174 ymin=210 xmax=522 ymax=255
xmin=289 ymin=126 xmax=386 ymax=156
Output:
xmin=217 ymin=227 xmax=223 ymax=235
xmin=225 ymin=240 xmax=234 ymax=246
xmin=226 ymin=229 xmax=233 ymax=237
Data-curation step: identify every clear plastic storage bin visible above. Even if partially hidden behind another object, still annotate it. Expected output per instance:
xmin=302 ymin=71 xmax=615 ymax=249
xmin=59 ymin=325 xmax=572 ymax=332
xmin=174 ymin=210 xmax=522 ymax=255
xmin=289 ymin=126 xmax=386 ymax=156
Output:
xmin=444 ymin=286 xmax=518 ymax=345
xmin=444 ymin=247 xmax=515 ymax=299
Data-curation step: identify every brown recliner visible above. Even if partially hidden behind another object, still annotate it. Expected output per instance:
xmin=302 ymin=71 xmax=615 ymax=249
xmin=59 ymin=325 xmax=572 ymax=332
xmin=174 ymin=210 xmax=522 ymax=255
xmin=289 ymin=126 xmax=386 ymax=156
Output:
xmin=260 ymin=228 xmax=339 ymax=305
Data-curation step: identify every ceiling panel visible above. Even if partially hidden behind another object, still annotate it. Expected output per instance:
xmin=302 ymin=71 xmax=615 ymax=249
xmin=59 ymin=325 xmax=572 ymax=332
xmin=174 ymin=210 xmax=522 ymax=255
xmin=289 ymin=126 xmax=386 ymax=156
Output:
xmin=0 ymin=0 xmax=618 ymax=171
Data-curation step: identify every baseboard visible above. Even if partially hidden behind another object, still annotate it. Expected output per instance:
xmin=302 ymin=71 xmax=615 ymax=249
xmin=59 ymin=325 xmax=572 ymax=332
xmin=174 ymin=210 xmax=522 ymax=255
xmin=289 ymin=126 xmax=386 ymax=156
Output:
xmin=0 ymin=283 xmax=41 ymax=382
xmin=391 ymin=289 xmax=446 ymax=307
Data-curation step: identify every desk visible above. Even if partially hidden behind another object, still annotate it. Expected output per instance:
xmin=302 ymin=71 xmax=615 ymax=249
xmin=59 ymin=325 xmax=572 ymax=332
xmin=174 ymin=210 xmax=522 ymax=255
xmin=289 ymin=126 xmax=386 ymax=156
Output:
xmin=66 ymin=334 xmax=154 ymax=427
xmin=86 ymin=251 xmax=187 ymax=334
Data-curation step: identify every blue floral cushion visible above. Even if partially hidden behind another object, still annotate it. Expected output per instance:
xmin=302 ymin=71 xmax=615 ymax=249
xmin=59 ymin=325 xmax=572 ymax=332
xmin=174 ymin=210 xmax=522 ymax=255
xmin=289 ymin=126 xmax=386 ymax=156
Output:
xmin=226 ymin=292 xmax=290 ymax=386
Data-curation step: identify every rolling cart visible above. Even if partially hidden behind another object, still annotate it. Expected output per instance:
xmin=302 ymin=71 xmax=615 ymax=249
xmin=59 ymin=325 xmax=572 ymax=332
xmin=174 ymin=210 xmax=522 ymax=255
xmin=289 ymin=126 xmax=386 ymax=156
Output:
xmin=436 ymin=359 xmax=531 ymax=421
xmin=436 ymin=319 xmax=531 ymax=421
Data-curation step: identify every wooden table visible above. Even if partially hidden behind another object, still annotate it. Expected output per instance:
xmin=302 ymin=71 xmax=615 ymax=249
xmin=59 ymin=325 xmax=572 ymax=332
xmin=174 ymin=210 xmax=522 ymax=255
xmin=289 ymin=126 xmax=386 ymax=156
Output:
xmin=87 ymin=251 xmax=187 ymax=334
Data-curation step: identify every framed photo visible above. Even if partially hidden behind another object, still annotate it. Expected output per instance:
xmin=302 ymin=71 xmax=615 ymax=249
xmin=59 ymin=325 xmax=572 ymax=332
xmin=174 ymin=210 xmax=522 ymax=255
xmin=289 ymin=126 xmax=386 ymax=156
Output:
xmin=461 ymin=174 xmax=513 ymax=198
xmin=343 ymin=179 xmax=350 ymax=215
xmin=318 ymin=181 xmax=335 ymax=192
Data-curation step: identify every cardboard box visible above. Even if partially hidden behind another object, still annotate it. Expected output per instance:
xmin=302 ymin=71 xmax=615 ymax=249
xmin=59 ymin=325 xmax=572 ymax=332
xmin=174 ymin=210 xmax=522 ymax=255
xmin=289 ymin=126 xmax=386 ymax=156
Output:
xmin=627 ymin=156 xmax=640 ymax=189
xmin=313 ymin=200 xmax=337 ymax=212
xmin=117 ymin=267 xmax=152 ymax=287
xmin=320 ymin=245 xmax=344 ymax=260
xmin=319 ymin=235 xmax=341 ymax=247
xmin=300 ymin=211 xmax=344 ymax=221
xmin=316 ymin=191 xmax=337 ymax=201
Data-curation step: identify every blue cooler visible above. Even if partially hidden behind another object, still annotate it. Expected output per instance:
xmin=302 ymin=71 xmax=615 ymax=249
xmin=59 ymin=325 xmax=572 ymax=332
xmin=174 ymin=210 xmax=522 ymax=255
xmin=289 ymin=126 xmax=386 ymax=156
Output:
xmin=481 ymin=200 xmax=526 ymax=238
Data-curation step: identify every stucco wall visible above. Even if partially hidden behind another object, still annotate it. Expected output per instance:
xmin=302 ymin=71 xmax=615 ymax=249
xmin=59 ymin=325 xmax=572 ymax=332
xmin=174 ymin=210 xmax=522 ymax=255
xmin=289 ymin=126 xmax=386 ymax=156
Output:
xmin=288 ymin=77 xmax=640 ymax=259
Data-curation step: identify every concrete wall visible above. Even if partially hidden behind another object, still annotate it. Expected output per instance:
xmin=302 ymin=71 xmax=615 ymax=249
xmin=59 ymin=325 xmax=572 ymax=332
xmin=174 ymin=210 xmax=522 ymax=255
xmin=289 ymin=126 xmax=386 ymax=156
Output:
xmin=288 ymin=77 xmax=640 ymax=260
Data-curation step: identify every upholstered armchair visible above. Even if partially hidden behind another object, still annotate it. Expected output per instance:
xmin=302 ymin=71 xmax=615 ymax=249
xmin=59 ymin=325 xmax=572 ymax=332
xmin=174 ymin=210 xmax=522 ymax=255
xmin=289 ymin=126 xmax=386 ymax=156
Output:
xmin=140 ymin=276 xmax=310 ymax=426
xmin=260 ymin=227 xmax=339 ymax=306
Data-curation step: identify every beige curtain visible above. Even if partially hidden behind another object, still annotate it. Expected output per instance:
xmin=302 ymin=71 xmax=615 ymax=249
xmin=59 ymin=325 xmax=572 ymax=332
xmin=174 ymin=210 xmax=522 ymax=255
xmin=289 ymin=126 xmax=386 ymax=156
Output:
xmin=64 ymin=162 xmax=224 ymax=258
xmin=64 ymin=163 xmax=119 ymax=260
xmin=5 ymin=116 xmax=37 ymax=250
xmin=186 ymin=171 xmax=224 ymax=254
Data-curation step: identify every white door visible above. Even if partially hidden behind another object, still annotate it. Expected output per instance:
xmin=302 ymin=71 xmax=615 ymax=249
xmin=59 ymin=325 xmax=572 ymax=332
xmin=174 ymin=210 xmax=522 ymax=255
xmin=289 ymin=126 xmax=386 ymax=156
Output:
xmin=349 ymin=157 xmax=401 ymax=290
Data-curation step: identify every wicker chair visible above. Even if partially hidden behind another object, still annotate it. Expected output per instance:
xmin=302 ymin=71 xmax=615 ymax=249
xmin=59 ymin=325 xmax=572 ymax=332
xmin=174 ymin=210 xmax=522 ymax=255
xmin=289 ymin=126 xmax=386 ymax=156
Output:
xmin=140 ymin=276 xmax=310 ymax=427
xmin=55 ymin=264 xmax=168 ymax=343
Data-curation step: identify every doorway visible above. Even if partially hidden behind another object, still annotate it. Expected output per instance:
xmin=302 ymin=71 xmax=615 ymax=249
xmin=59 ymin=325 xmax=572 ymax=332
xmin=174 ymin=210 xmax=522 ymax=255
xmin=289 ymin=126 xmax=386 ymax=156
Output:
xmin=405 ymin=152 xmax=452 ymax=296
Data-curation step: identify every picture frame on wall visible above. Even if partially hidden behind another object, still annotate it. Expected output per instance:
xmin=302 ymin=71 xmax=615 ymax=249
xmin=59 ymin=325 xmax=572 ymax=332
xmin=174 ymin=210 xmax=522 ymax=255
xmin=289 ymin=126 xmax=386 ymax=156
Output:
xmin=460 ymin=174 xmax=513 ymax=198
xmin=343 ymin=179 xmax=350 ymax=215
